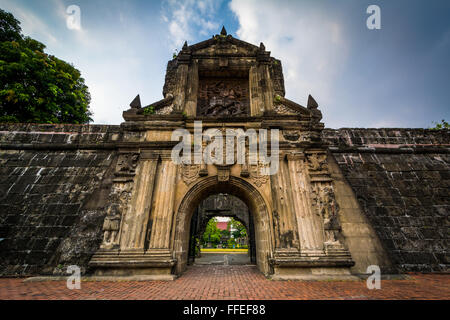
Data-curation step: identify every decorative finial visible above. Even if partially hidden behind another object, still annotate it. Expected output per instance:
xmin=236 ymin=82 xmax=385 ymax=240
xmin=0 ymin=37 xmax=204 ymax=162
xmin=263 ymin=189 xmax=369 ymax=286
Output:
xmin=130 ymin=94 xmax=141 ymax=109
xmin=182 ymin=41 xmax=188 ymax=50
xmin=220 ymin=26 xmax=227 ymax=36
xmin=260 ymin=42 xmax=265 ymax=51
xmin=307 ymin=95 xmax=319 ymax=109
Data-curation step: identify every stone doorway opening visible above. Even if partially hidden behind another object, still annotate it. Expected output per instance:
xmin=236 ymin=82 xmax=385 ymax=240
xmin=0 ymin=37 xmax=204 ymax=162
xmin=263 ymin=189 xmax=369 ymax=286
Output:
xmin=187 ymin=194 xmax=256 ymax=266
xmin=172 ymin=176 xmax=273 ymax=276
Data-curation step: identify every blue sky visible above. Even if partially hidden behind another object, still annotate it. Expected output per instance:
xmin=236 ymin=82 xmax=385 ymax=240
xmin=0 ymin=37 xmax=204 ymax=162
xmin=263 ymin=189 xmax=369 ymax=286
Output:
xmin=0 ymin=0 xmax=449 ymax=128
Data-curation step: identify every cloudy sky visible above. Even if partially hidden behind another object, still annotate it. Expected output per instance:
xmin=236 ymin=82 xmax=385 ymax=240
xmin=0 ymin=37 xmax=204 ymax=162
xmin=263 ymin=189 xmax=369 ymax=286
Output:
xmin=1 ymin=0 xmax=449 ymax=128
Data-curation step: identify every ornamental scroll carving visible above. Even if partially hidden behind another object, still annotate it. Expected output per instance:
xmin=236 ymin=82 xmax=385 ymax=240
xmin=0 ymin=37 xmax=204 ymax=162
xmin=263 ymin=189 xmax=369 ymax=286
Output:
xmin=180 ymin=163 xmax=201 ymax=186
xmin=274 ymin=104 xmax=301 ymax=115
xmin=249 ymin=162 xmax=270 ymax=187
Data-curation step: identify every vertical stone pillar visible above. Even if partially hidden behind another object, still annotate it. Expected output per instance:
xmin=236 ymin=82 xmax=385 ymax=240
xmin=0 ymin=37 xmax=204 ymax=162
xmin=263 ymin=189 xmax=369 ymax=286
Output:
xmin=184 ymin=60 xmax=198 ymax=117
xmin=174 ymin=63 xmax=189 ymax=112
xmin=286 ymin=153 xmax=324 ymax=253
xmin=148 ymin=152 xmax=178 ymax=250
xmin=260 ymin=64 xmax=274 ymax=114
xmin=270 ymin=154 xmax=299 ymax=250
xmin=119 ymin=152 xmax=158 ymax=252
xmin=249 ymin=66 xmax=263 ymax=116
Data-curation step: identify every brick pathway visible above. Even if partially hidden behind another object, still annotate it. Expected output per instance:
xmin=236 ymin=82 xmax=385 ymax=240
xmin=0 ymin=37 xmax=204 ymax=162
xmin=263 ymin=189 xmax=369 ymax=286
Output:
xmin=0 ymin=266 xmax=448 ymax=300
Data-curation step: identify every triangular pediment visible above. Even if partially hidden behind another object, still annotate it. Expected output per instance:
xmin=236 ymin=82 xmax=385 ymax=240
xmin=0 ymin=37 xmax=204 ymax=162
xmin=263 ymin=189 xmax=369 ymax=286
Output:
xmin=187 ymin=35 xmax=260 ymax=57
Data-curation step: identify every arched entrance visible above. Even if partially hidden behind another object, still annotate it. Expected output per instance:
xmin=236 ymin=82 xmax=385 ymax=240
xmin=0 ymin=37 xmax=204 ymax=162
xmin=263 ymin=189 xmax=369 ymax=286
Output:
xmin=172 ymin=176 xmax=273 ymax=276
xmin=187 ymin=193 xmax=256 ymax=266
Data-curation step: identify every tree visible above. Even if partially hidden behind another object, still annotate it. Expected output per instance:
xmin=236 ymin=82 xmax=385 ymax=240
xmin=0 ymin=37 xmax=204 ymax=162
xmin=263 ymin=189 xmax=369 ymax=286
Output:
xmin=230 ymin=218 xmax=247 ymax=239
xmin=202 ymin=218 xmax=222 ymax=246
xmin=0 ymin=9 xmax=92 ymax=124
xmin=431 ymin=119 xmax=449 ymax=130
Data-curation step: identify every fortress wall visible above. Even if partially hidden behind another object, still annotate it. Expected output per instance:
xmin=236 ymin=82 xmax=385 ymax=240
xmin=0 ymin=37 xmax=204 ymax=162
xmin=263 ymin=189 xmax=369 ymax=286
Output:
xmin=323 ymin=128 xmax=449 ymax=272
xmin=0 ymin=124 xmax=120 ymax=276
xmin=0 ymin=125 xmax=448 ymax=276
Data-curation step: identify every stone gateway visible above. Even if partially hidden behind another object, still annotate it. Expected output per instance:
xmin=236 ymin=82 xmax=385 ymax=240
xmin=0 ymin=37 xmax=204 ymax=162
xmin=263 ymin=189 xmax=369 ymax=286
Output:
xmin=0 ymin=28 xmax=448 ymax=279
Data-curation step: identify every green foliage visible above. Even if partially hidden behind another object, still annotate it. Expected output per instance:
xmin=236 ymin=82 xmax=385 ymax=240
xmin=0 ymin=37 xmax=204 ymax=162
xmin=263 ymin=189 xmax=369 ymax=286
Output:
xmin=202 ymin=218 xmax=222 ymax=245
xmin=142 ymin=105 xmax=155 ymax=115
xmin=0 ymin=9 xmax=21 ymax=43
xmin=227 ymin=238 xmax=236 ymax=248
xmin=0 ymin=9 xmax=92 ymax=124
xmin=230 ymin=218 xmax=247 ymax=239
xmin=430 ymin=119 xmax=449 ymax=130
xmin=221 ymin=229 xmax=230 ymax=238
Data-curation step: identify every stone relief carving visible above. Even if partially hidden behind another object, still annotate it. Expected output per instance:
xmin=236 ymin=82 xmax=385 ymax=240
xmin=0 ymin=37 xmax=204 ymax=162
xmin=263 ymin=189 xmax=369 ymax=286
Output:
xmin=307 ymin=153 xmax=328 ymax=172
xmin=217 ymin=165 xmax=231 ymax=182
xmin=181 ymin=163 xmax=200 ymax=185
xmin=155 ymin=103 xmax=174 ymax=115
xmin=116 ymin=153 xmax=139 ymax=175
xmin=197 ymin=78 xmax=249 ymax=117
xmin=102 ymin=204 xmax=121 ymax=248
xmin=312 ymin=184 xmax=343 ymax=247
xmin=274 ymin=103 xmax=301 ymax=115
xmin=249 ymin=162 xmax=270 ymax=187
xmin=101 ymin=183 xmax=133 ymax=249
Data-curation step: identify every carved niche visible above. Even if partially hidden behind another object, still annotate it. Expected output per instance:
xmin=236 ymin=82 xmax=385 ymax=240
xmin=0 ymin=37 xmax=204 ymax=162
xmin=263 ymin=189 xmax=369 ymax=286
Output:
xmin=197 ymin=78 xmax=249 ymax=117
xmin=311 ymin=184 xmax=343 ymax=247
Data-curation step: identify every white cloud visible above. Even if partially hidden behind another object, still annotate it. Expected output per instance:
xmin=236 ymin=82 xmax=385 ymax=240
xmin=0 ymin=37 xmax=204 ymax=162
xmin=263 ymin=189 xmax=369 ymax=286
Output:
xmin=229 ymin=0 xmax=349 ymax=123
xmin=0 ymin=0 xmax=57 ymax=44
xmin=162 ymin=0 xmax=222 ymax=49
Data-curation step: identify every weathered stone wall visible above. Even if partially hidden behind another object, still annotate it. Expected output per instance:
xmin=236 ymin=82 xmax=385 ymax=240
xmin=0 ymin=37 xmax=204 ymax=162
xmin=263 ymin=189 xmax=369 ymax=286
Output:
xmin=0 ymin=124 xmax=120 ymax=276
xmin=323 ymin=128 xmax=449 ymax=272
xmin=0 ymin=125 xmax=448 ymax=276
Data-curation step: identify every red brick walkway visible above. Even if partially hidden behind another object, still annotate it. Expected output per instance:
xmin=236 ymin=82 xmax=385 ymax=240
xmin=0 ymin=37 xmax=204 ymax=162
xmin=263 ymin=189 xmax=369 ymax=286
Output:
xmin=0 ymin=266 xmax=449 ymax=300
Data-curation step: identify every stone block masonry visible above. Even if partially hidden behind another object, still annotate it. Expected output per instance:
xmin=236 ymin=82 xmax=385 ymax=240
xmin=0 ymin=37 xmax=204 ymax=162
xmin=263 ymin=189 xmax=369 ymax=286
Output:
xmin=0 ymin=124 xmax=120 ymax=276
xmin=323 ymin=128 xmax=449 ymax=272
xmin=0 ymin=124 xmax=448 ymax=276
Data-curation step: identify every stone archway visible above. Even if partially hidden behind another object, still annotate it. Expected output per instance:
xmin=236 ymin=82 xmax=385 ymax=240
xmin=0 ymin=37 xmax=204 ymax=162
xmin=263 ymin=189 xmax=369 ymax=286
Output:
xmin=172 ymin=176 xmax=273 ymax=276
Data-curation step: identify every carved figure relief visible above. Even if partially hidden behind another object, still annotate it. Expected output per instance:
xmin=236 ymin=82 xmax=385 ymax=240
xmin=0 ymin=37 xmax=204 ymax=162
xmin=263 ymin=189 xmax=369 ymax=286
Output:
xmin=197 ymin=78 xmax=249 ymax=116
xmin=313 ymin=185 xmax=342 ymax=246
xmin=116 ymin=153 xmax=139 ymax=175
xmin=307 ymin=153 xmax=328 ymax=172
xmin=102 ymin=204 xmax=121 ymax=248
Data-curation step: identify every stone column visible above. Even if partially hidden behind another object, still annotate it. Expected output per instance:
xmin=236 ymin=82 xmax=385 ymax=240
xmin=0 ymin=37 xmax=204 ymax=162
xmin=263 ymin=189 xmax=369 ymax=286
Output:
xmin=286 ymin=153 xmax=324 ymax=253
xmin=249 ymin=66 xmax=263 ymax=116
xmin=174 ymin=64 xmax=189 ymax=112
xmin=270 ymin=154 xmax=299 ymax=250
xmin=184 ymin=60 xmax=198 ymax=117
xmin=148 ymin=152 xmax=178 ymax=250
xmin=260 ymin=64 xmax=274 ymax=114
xmin=119 ymin=151 xmax=158 ymax=251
